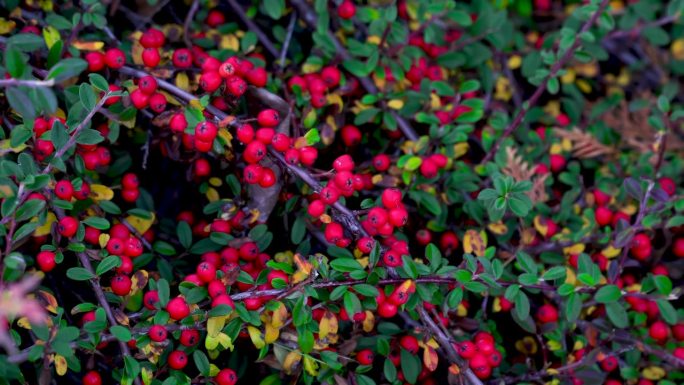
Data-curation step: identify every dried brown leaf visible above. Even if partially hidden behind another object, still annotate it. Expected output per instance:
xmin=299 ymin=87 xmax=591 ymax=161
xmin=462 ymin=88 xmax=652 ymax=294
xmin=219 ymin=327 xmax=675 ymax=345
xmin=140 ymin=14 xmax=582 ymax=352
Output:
xmin=553 ymin=127 xmax=614 ymax=159
xmin=502 ymin=147 xmax=549 ymax=204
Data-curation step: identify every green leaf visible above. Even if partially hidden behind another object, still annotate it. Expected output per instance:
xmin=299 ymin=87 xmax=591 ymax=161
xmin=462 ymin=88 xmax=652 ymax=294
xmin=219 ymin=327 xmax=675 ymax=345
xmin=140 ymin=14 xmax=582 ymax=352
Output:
xmin=330 ymin=258 xmax=362 ymax=273
xmin=5 ymin=47 xmax=25 ymax=78
xmin=88 ymin=73 xmax=109 ymax=91
xmin=110 ymin=325 xmax=131 ymax=342
xmin=516 ymin=251 xmax=538 ymax=275
xmin=82 ymin=217 xmax=110 ymax=230
xmin=291 ymin=217 xmax=306 ymax=245
xmin=400 ymin=348 xmax=421 ymax=384
xmin=565 ymin=293 xmax=582 ymax=322
xmin=656 ymin=299 xmax=677 ymax=325
xmin=47 ymin=58 xmax=88 ymax=82
xmin=177 ymin=221 xmax=192 ymax=249
xmin=594 ymin=284 xmax=621 ymax=303
xmin=157 ymin=279 xmax=170 ymax=307
xmin=384 ymin=359 xmax=397 ymax=382
xmin=193 ymin=350 xmax=211 ymax=376
xmin=425 ymin=243 xmax=442 ymax=269
xmin=6 ymin=87 xmax=35 ymax=120
xmin=543 ymin=266 xmax=567 ymax=281
xmin=79 ymin=83 xmax=97 ymax=111
xmin=66 ymin=267 xmax=95 ymax=281
xmin=7 ymin=33 xmax=44 ymax=51
xmin=514 ymin=292 xmax=530 ymax=320
xmin=96 ymin=255 xmax=122 ymax=276
xmin=653 ymin=275 xmax=673 ymax=296
xmin=343 ymin=291 xmax=362 ymax=318
xmin=605 ymin=302 xmax=628 ymax=328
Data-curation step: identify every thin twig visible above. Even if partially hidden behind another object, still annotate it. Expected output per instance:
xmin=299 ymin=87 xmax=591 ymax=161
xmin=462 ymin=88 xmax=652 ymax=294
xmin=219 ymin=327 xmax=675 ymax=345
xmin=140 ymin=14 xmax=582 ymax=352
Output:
xmin=279 ymin=12 xmax=297 ymax=69
xmin=481 ymin=0 xmax=611 ymax=164
xmin=224 ymin=0 xmax=279 ymax=57
xmin=183 ymin=0 xmax=200 ymax=48
xmin=0 ymin=78 xmax=55 ymax=88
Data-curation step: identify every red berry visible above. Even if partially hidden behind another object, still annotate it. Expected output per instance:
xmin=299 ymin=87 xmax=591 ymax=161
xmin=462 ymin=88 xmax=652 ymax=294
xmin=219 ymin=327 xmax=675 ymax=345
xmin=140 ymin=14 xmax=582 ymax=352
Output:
xmin=239 ymin=242 xmax=259 ymax=261
xmin=58 ymin=217 xmax=79 ymax=238
xmin=325 ymin=222 xmax=344 ymax=243
xmin=194 ymin=158 xmax=211 ymax=178
xmin=226 ymin=76 xmax=247 ymax=97
xmin=658 ymin=177 xmax=676 ymax=196
xmin=536 ymin=304 xmax=559 ymax=323
xmin=549 ymin=154 xmax=566 ymax=173
xmin=377 ymin=301 xmax=397 ymax=318
xmin=595 ymin=206 xmax=613 ymax=227
xmin=206 ymin=9 xmax=226 ymax=27
xmin=195 ymin=121 xmax=218 ymax=142
xmin=321 ymin=66 xmax=341 ymax=87
xmin=649 ymin=320 xmax=669 ymax=342
xmin=337 ymin=0 xmax=356 ymax=19
xmin=104 ymin=48 xmax=126 ymax=69
xmin=54 ymin=180 xmax=74 ymax=200
xmin=307 ymin=200 xmax=326 ymax=217
xmin=121 ymin=188 xmax=140 ymax=203
xmin=357 ymin=349 xmax=374 ymax=365
xmin=168 ymin=350 xmax=188 ymax=370
xmin=172 ymin=48 xmax=193 ymax=68
xmin=130 ymin=89 xmax=150 ymax=109
xmin=110 ymin=274 xmax=132 ymax=296
xmin=143 ymin=290 xmax=159 ymax=310
xmin=138 ymin=76 xmax=158 ymax=95
xmin=85 ymin=52 xmax=106 ymax=72
xmin=469 ymin=353 xmax=491 ymax=379
xmin=372 ymin=154 xmax=391 ymax=171
xmin=243 ymin=141 xmax=266 ymax=163
xmin=200 ymin=71 xmax=222 ymax=92
xmin=244 ymin=164 xmax=264 ymax=184
xmin=381 ymin=188 xmax=402 ymax=209
xmin=149 ymin=93 xmax=167 ymax=113
xmin=246 ymin=67 xmax=268 ymax=87
xmin=600 ymin=355 xmax=618 ymax=372
xmin=196 ymin=261 xmax=217 ymax=283
xmin=457 ymin=341 xmax=476 ymax=359
xmin=257 ymin=109 xmax=279 ymax=127
xmin=167 ymin=297 xmax=190 ymax=320
xmin=149 ymin=324 xmax=167 ymax=342
xmin=255 ymin=128 xmax=275 ymax=144
xmin=340 ymin=124 xmax=361 ymax=146
xmin=142 ymin=48 xmax=161 ymax=67
xmin=82 ymin=371 xmax=102 ymax=385
xmin=299 ymin=146 xmax=318 ymax=166
xmin=674 ymin=238 xmax=684 ymax=258
xmin=36 ymin=250 xmax=56 ymax=272
xmin=169 ymin=113 xmax=188 ymax=133
xmin=180 ymin=329 xmax=200 ymax=347
xmin=383 ymin=249 xmax=403 ymax=267
xmin=258 ymin=167 xmax=276 ymax=188
xmin=333 ymin=154 xmax=354 ymax=172
xmin=593 ymin=189 xmax=611 ymax=206
xmin=215 ymin=368 xmax=238 ymax=385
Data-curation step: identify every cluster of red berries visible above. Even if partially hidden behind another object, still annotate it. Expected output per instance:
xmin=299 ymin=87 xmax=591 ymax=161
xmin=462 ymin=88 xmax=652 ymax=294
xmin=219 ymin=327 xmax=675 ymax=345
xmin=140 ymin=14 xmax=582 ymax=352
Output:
xmin=455 ymin=332 xmax=503 ymax=380
xmin=84 ymin=47 xmax=127 ymax=72
xmin=79 ymin=123 xmax=115 ymax=170
xmin=129 ymin=75 xmax=167 ymax=114
xmin=238 ymin=109 xmax=288 ymax=188
xmin=120 ymin=172 xmax=141 ymax=203
xmin=375 ymin=280 xmax=416 ymax=318
xmin=287 ymin=65 xmax=341 ymax=108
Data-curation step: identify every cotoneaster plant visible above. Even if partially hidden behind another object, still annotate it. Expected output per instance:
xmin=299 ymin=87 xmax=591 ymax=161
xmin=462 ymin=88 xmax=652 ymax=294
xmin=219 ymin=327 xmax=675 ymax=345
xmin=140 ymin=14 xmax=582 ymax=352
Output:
xmin=0 ymin=1 xmax=683 ymax=385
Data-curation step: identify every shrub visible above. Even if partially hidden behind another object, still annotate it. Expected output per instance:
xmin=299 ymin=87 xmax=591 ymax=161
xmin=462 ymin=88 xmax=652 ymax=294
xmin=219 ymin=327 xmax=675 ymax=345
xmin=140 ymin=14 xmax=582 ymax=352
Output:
xmin=0 ymin=1 xmax=682 ymax=385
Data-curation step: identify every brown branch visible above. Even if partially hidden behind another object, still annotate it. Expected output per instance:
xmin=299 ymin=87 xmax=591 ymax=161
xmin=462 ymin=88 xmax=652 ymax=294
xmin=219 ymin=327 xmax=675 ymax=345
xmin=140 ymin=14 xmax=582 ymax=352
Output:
xmin=224 ymin=0 xmax=280 ymax=58
xmin=480 ymin=0 xmax=611 ymax=164
xmin=289 ymin=0 xmax=419 ymax=141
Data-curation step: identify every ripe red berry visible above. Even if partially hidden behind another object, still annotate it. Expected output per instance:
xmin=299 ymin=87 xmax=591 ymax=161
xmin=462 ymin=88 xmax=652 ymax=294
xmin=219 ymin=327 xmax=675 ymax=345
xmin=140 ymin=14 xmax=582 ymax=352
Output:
xmin=337 ymin=0 xmax=356 ymax=20
xmin=255 ymin=128 xmax=275 ymax=144
xmin=340 ymin=124 xmax=362 ymax=147
xmin=377 ymin=301 xmax=397 ymax=318
xmin=54 ymin=180 xmax=74 ymax=200
xmin=257 ymin=109 xmax=279 ymax=127
xmin=196 ymin=261 xmax=217 ymax=283
xmin=258 ymin=167 xmax=277 ymax=188
xmin=168 ymin=350 xmax=188 ymax=370
xmin=388 ymin=207 xmax=408 ymax=227
xmin=58 ymin=216 xmax=79 ymax=238
xmin=143 ymin=290 xmax=159 ymax=310
xmin=149 ymin=324 xmax=167 ymax=342
xmin=243 ymin=141 xmax=266 ymax=163
xmin=381 ymin=188 xmax=402 ymax=209
xmin=138 ymin=76 xmax=158 ymax=95
xmin=658 ymin=177 xmax=676 ymax=196
xmin=674 ymin=238 xmax=684 ymax=258
xmin=299 ymin=146 xmax=318 ymax=166
xmin=215 ymin=368 xmax=238 ymax=385
xmin=536 ymin=304 xmax=559 ymax=323
xmin=180 ymin=329 xmax=200 ymax=347
xmin=226 ymin=76 xmax=247 ymax=97
xmin=372 ymin=154 xmax=391 ymax=171
xmin=320 ymin=185 xmax=340 ymax=205
xmin=630 ymin=233 xmax=652 ymax=261
xmin=549 ymin=154 xmax=566 ymax=173
xmin=470 ymin=353 xmax=492 ymax=379
xmin=149 ymin=93 xmax=167 ymax=113
xmin=333 ymin=154 xmax=354 ymax=172
xmin=85 ymin=52 xmax=106 ymax=72
xmin=399 ymin=335 xmax=419 ymax=354
xmin=167 ymin=297 xmax=190 ymax=320
xmin=82 ymin=371 xmax=102 ymax=385
xmin=239 ymin=242 xmax=259 ymax=261
xmin=111 ymin=274 xmax=132 ymax=296
xmin=169 ymin=113 xmax=188 ymax=133
xmin=600 ymin=355 xmax=618 ymax=372
xmin=357 ymin=349 xmax=374 ymax=365
xmin=593 ymin=188 xmax=611 ymax=206
xmin=595 ymin=206 xmax=613 ymax=227
xmin=36 ymin=250 xmax=56 ymax=272
xmin=383 ymin=249 xmax=403 ymax=267
xmin=142 ymin=48 xmax=161 ymax=67
xmin=200 ymin=71 xmax=222 ymax=92
xmin=307 ymin=200 xmax=325 ymax=218
xmin=172 ymin=48 xmax=193 ymax=68
xmin=321 ymin=66 xmax=341 ymax=87
xmin=244 ymin=164 xmax=264 ymax=184
xmin=206 ymin=9 xmax=226 ymax=27
xmin=246 ymin=67 xmax=268 ymax=87
xmin=104 ymin=48 xmax=126 ymax=69
xmin=420 ymin=157 xmax=439 ymax=178
xmin=130 ymin=89 xmax=150 ymax=109
xmin=325 ymin=222 xmax=344 ymax=243
xmin=195 ymin=121 xmax=218 ymax=142
xmin=649 ymin=320 xmax=669 ymax=342
xmin=457 ymin=341 xmax=477 ymax=359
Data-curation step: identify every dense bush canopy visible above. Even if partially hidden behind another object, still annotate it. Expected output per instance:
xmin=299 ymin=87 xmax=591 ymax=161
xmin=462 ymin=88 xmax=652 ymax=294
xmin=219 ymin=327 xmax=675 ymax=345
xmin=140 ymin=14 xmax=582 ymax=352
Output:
xmin=0 ymin=1 xmax=683 ymax=385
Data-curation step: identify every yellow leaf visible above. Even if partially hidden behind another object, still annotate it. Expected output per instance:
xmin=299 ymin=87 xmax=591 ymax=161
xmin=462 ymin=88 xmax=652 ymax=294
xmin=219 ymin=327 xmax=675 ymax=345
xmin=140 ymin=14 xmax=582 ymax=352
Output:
xmin=302 ymin=63 xmax=321 ymax=74
xmin=283 ymin=351 xmax=302 ymax=375
xmin=17 ymin=317 xmax=32 ymax=329
xmin=487 ymin=221 xmax=508 ymax=235
xmin=547 ymin=339 xmax=562 ymax=351
xmin=642 ymin=366 xmax=665 ymax=380
xmin=602 ymin=245 xmax=621 ymax=258
xmin=0 ymin=18 xmax=17 ymax=35
xmin=176 ymin=72 xmax=190 ymax=92
xmin=293 ymin=253 xmax=312 ymax=283
xmin=565 ymin=267 xmax=577 ymax=285
xmin=205 ymin=335 xmax=219 ymax=350
xmin=207 ymin=316 xmax=228 ymax=337
xmin=72 ymin=40 xmax=105 ymax=51
xmin=247 ymin=326 xmax=265 ymax=349
xmin=457 ymin=302 xmax=468 ymax=317
xmin=217 ymin=128 xmax=233 ymax=147
xmin=34 ymin=212 xmax=56 ymax=237
xmin=533 ymin=216 xmax=549 ymax=237
xmin=550 ymin=143 xmax=563 ymax=155
xmin=220 ymin=34 xmax=240 ymax=51
xmin=264 ymin=323 xmax=280 ymax=344
xmin=327 ymin=94 xmax=344 ymax=111
xmin=124 ymin=213 xmax=155 ymax=235
xmin=492 ymin=297 xmax=502 ymax=312
xmin=42 ymin=26 xmax=60 ymax=50
xmin=142 ymin=367 xmax=154 ymax=385
xmin=362 ymin=310 xmax=375 ymax=333
xmin=515 ymin=336 xmax=538 ymax=355
xmin=463 ymin=229 xmax=486 ymax=257
xmin=430 ymin=93 xmax=441 ymax=109
xmin=55 ymin=354 xmax=67 ymax=376
xmin=672 ymin=38 xmax=684 ymax=60
xmin=271 ymin=302 xmax=288 ymax=328
xmin=366 ymin=35 xmax=381 ymax=45
xmin=217 ymin=333 xmax=234 ymax=351
xmin=303 ymin=355 xmax=319 ymax=376
xmin=563 ymin=243 xmax=585 ymax=256
xmin=98 ymin=233 xmax=111 ymax=249
xmin=387 ymin=99 xmax=404 ymax=110
xmin=453 ymin=142 xmax=469 ymax=158
xmin=130 ymin=270 xmax=148 ymax=295
xmin=319 ymin=311 xmax=338 ymax=341
xmin=37 ymin=291 xmax=58 ymax=314
xmin=90 ymin=184 xmax=114 ymax=201
xmin=507 ymin=55 xmax=522 ymax=70
xmin=423 ymin=346 xmax=439 ymax=372
xmin=561 ymin=69 xmax=576 ymax=84
xmin=206 ymin=187 xmax=219 ymax=202
xmin=209 ymin=364 xmax=220 ymax=377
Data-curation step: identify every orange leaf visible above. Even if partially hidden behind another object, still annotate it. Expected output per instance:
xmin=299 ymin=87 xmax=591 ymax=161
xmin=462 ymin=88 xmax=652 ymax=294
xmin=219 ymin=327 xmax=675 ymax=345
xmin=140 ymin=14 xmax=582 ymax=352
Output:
xmin=423 ymin=346 xmax=439 ymax=372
